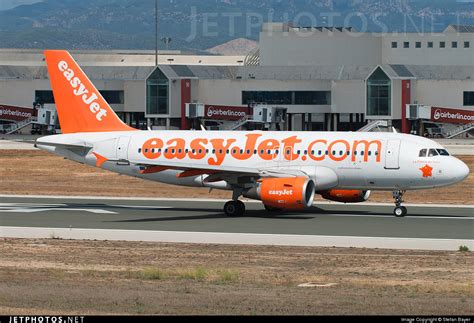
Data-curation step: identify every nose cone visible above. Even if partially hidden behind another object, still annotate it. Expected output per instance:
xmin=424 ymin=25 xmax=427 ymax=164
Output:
xmin=454 ymin=158 xmax=470 ymax=182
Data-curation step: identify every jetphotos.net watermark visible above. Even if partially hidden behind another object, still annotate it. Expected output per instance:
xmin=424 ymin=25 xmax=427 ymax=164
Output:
xmin=8 ymin=317 xmax=84 ymax=323
xmin=185 ymin=6 xmax=467 ymax=42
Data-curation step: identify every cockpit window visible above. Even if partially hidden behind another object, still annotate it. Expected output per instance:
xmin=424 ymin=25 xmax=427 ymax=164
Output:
xmin=428 ymin=149 xmax=439 ymax=157
xmin=436 ymin=149 xmax=450 ymax=156
xmin=419 ymin=149 xmax=427 ymax=157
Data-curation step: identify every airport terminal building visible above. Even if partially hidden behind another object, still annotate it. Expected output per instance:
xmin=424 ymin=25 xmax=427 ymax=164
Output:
xmin=0 ymin=24 xmax=472 ymax=134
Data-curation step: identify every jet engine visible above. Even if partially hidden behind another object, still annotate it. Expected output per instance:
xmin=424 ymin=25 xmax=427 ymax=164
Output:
xmin=244 ymin=177 xmax=316 ymax=209
xmin=319 ymin=190 xmax=371 ymax=203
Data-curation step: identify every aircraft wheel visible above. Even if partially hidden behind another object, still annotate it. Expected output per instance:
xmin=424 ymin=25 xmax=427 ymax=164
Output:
xmin=224 ymin=200 xmax=245 ymax=217
xmin=394 ymin=206 xmax=407 ymax=217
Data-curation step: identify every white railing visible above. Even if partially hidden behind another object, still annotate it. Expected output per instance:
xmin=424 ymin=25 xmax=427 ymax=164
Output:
xmin=357 ymin=120 xmax=389 ymax=132
xmin=5 ymin=116 xmax=37 ymax=134
xmin=445 ymin=122 xmax=474 ymax=139
xmin=223 ymin=115 xmax=252 ymax=130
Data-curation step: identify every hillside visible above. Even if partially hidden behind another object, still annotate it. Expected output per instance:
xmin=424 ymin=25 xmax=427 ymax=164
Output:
xmin=0 ymin=0 xmax=472 ymax=51
xmin=207 ymin=38 xmax=257 ymax=56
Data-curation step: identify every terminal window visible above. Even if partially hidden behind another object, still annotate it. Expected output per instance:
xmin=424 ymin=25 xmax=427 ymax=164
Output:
xmin=35 ymin=90 xmax=124 ymax=105
xmin=242 ymin=91 xmax=292 ymax=105
xmin=440 ymin=41 xmax=446 ymax=48
xmin=367 ymin=67 xmax=391 ymax=116
xmin=415 ymin=42 xmax=421 ymax=48
xmin=428 ymin=42 xmax=433 ymax=48
xmin=403 ymin=42 xmax=409 ymax=48
xmin=464 ymin=92 xmax=474 ymax=106
xmin=242 ymin=91 xmax=330 ymax=105
xmin=100 ymin=91 xmax=124 ymax=104
xmin=452 ymin=41 xmax=458 ymax=48
xmin=464 ymin=42 xmax=470 ymax=48
xmin=294 ymin=91 xmax=331 ymax=105
xmin=35 ymin=90 xmax=55 ymax=104
xmin=391 ymin=42 xmax=397 ymax=48
xmin=146 ymin=68 xmax=169 ymax=115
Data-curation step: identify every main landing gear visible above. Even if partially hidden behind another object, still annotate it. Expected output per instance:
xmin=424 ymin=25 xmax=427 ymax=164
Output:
xmin=392 ymin=190 xmax=407 ymax=217
xmin=224 ymin=200 xmax=245 ymax=217
xmin=224 ymin=188 xmax=246 ymax=217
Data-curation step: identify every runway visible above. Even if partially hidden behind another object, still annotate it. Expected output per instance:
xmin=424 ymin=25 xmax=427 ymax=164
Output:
xmin=0 ymin=195 xmax=472 ymax=250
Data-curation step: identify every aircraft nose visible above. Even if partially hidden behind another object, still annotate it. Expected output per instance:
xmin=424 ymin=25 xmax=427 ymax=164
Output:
xmin=454 ymin=158 xmax=470 ymax=182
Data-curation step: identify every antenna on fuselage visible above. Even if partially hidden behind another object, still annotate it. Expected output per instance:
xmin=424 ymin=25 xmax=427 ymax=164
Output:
xmin=392 ymin=127 xmax=398 ymax=133
xmin=200 ymin=124 xmax=207 ymax=131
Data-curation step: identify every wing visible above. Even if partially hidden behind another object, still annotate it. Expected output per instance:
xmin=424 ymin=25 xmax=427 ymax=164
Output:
xmin=127 ymin=157 xmax=311 ymax=188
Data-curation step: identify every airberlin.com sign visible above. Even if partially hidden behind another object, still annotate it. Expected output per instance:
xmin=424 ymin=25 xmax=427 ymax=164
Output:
xmin=431 ymin=107 xmax=474 ymax=124
xmin=204 ymin=105 xmax=251 ymax=121
xmin=0 ymin=104 xmax=35 ymax=122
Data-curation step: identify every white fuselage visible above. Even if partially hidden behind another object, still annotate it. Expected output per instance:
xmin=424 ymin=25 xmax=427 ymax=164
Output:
xmin=36 ymin=130 xmax=469 ymax=192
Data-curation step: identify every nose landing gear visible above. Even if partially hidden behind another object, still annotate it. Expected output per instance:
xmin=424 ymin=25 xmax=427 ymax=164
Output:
xmin=393 ymin=190 xmax=407 ymax=217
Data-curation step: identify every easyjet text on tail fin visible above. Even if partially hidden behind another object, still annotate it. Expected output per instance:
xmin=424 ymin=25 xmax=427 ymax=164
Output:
xmin=44 ymin=50 xmax=135 ymax=134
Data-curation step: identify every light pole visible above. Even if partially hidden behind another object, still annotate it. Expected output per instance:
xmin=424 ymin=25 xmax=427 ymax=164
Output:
xmin=155 ymin=0 xmax=158 ymax=66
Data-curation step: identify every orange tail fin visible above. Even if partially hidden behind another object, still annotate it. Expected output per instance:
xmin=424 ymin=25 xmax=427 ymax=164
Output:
xmin=44 ymin=50 xmax=135 ymax=134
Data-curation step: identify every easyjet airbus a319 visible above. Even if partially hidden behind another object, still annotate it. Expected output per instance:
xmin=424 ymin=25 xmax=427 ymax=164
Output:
xmin=36 ymin=50 xmax=470 ymax=217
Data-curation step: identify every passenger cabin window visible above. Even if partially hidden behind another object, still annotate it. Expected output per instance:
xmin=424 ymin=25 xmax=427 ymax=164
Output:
xmin=428 ymin=149 xmax=439 ymax=157
xmin=419 ymin=149 xmax=427 ymax=157
xmin=436 ymin=149 xmax=450 ymax=156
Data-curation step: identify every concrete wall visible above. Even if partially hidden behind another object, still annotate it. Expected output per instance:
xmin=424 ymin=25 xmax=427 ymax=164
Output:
xmin=331 ymin=80 xmax=366 ymax=114
xmin=124 ymin=81 xmax=146 ymax=113
xmin=260 ymin=23 xmax=473 ymax=67
xmin=391 ymin=79 xmax=403 ymax=120
xmin=0 ymin=79 xmax=37 ymax=107
xmin=382 ymin=33 xmax=474 ymax=66
xmin=168 ymin=79 xmax=182 ymax=118
xmin=260 ymin=24 xmax=382 ymax=66
xmin=414 ymin=80 xmax=474 ymax=110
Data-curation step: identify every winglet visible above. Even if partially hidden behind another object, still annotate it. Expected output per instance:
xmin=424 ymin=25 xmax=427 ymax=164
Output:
xmin=44 ymin=50 xmax=136 ymax=134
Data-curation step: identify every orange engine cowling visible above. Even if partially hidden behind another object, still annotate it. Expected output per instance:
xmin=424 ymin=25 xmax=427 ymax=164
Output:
xmin=319 ymin=190 xmax=371 ymax=203
xmin=243 ymin=177 xmax=316 ymax=209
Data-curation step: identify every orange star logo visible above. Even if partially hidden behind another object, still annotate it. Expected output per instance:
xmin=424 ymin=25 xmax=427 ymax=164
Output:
xmin=420 ymin=164 xmax=433 ymax=178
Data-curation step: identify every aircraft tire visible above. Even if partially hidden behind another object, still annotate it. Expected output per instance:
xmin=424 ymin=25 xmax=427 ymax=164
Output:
xmin=224 ymin=200 xmax=245 ymax=217
xmin=394 ymin=206 xmax=407 ymax=217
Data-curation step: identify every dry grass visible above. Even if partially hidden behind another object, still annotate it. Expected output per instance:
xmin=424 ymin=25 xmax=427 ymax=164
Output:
xmin=0 ymin=150 xmax=472 ymax=204
xmin=0 ymin=238 xmax=472 ymax=315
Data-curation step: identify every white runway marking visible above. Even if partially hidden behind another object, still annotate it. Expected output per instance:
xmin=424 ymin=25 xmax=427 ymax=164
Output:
xmin=0 ymin=203 xmax=117 ymax=214
xmin=109 ymin=204 xmax=173 ymax=210
xmin=0 ymin=208 xmax=117 ymax=214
